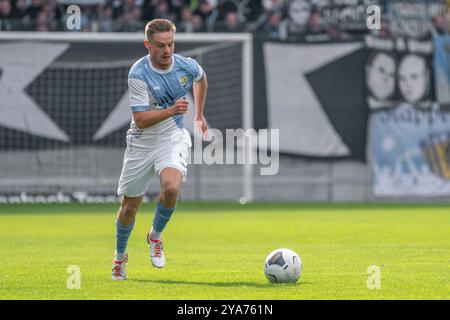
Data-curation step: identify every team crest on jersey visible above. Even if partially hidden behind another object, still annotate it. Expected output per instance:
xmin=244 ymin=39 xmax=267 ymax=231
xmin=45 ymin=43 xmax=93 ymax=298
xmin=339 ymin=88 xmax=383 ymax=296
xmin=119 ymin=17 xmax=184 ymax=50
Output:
xmin=179 ymin=75 xmax=188 ymax=88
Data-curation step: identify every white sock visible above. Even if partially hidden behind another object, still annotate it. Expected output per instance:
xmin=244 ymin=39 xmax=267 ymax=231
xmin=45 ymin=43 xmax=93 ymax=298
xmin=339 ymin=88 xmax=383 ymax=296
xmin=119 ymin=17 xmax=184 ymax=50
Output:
xmin=114 ymin=251 xmax=126 ymax=262
xmin=149 ymin=227 xmax=162 ymax=241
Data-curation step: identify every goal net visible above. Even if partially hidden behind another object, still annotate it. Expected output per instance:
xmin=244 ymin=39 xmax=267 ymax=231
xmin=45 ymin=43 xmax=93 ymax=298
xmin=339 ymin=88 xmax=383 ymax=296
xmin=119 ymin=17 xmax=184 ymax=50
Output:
xmin=0 ymin=32 xmax=253 ymax=202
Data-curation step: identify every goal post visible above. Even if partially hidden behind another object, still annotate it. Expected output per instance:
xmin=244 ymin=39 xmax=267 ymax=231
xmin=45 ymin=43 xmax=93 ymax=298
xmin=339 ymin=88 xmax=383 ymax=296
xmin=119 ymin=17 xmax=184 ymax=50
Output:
xmin=0 ymin=32 xmax=254 ymax=202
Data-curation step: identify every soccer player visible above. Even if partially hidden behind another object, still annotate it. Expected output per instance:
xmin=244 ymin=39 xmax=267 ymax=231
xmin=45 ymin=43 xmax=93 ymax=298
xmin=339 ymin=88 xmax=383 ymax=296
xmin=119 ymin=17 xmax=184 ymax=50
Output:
xmin=112 ymin=19 xmax=208 ymax=280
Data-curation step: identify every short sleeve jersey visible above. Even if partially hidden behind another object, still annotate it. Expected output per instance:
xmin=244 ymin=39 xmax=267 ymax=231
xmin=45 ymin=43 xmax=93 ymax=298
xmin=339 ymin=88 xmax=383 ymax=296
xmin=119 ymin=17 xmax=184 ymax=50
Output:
xmin=127 ymin=53 xmax=204 ymax=149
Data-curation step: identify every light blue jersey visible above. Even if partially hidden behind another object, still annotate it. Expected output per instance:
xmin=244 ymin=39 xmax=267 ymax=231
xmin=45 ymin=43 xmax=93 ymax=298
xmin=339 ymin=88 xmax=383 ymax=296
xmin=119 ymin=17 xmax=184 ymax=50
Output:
xmin=126 ymin=53 xmax=204 ymax=149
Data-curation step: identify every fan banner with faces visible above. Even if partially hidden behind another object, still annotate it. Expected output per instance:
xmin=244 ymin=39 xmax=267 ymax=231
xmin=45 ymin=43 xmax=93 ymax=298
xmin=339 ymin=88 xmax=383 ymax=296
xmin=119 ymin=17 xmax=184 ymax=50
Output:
xmin=370 ymin=103 xmax=450 ymax=196
xmin=365 ymin=35 xmax=450 ymax=196
xmin=365 ymin=35 xmax=434 ymax=110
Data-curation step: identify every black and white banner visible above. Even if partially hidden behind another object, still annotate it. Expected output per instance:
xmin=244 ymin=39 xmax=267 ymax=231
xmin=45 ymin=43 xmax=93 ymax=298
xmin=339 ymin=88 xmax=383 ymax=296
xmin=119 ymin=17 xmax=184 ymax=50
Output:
xmin=263 ymin=41 xmax=367 ymax=159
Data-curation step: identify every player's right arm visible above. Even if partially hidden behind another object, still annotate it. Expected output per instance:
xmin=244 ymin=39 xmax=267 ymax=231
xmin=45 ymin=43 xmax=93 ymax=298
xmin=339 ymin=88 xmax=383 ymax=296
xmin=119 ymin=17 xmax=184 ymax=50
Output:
xmin=128 ymin=76 xmax=188 ymax=129
xmin=133 ymin=99 xmax=188 ymax=129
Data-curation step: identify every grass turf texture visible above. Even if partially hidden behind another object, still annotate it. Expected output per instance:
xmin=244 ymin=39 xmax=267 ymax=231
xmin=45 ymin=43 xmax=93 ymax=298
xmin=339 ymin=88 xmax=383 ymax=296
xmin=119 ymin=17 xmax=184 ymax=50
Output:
xmin=0 ymin=202 xmax=448 ymax=300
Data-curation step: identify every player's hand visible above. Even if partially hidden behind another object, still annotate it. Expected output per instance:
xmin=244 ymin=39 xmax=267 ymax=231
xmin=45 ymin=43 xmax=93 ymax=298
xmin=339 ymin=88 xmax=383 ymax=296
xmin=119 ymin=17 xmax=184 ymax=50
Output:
xmin=169 ymin=99 xmax=189 ymax=115
xmin=194 ymin=115 xmax=209 ymax=140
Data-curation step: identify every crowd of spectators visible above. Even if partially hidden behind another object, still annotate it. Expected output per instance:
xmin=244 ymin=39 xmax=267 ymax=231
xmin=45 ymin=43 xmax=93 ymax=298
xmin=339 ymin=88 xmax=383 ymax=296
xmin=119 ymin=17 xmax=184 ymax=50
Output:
xmin=0 ymin=0 xmax=268 ymax=33
xmin=1 ymin=0 xmax=450 ymax=41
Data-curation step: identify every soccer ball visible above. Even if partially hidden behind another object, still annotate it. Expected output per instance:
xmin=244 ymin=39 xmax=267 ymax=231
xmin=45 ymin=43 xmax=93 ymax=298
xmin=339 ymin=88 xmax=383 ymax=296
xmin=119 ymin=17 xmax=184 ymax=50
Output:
xmin=264 ymin=248 xmax=302 ymax=283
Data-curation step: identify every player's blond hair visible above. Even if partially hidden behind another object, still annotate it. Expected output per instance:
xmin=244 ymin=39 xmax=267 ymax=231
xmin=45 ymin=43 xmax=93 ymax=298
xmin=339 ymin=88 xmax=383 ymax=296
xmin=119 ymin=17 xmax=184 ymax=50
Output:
xmin=145 ymin=19 xmax=176 ymax=40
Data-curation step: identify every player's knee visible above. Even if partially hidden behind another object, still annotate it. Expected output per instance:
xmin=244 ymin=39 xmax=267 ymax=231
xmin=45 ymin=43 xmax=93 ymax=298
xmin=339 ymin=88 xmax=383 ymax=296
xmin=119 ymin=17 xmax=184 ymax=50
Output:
xmin=162 ymin=183 xmax=179 ymax=201
xmin=120 ymin=201 xmax=140 ymax=218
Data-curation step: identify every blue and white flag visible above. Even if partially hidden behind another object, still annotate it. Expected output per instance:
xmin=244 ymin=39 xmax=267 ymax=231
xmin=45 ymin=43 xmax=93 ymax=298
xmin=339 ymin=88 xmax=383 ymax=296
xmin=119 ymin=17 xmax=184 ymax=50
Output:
xmin=433 ymin=33 xmax=450 ymax=106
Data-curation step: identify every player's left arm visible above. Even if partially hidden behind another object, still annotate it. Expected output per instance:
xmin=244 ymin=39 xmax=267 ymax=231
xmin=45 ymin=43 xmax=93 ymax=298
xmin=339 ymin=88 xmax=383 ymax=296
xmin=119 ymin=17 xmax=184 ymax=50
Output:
xmin=193 ymin=72 xmax=208 ymax=137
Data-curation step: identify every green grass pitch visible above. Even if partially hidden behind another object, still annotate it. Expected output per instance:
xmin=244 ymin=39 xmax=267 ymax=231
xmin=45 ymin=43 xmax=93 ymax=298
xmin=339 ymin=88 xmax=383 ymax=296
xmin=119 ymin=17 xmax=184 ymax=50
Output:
xmin=0 ymin=202 xmax=448 ymax=300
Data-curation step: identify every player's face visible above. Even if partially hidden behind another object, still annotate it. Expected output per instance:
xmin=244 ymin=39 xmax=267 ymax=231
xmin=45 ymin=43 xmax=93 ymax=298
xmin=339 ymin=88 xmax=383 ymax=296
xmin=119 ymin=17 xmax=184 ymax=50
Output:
xmin=146 ymin=31 xmax=175 ymax=70
xmin=398 ymin=55 xmax=428 ymax=103
xmin=367 ymin=53 xmax=395 ymax=101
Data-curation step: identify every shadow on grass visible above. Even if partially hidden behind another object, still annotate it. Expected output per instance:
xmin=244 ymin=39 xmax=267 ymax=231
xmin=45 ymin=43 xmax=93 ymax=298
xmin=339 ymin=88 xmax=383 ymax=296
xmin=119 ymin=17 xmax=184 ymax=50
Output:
xmin=129 ymin=278 xmax=311 ymax=288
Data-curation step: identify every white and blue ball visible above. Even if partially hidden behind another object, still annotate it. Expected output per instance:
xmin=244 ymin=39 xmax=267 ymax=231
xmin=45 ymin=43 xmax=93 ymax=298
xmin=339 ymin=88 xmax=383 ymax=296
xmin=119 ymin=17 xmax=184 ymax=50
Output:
xmin=264 ymin=248 xmax=302 ymax=283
